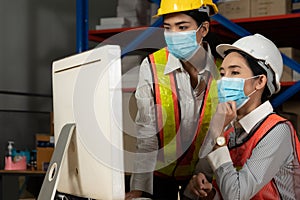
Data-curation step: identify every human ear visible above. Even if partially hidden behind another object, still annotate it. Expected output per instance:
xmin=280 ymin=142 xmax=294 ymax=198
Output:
xmin=255 ymin=75 xmax=267 ymax=90
xmin=200 ymin=21 xmax=209 ymax=37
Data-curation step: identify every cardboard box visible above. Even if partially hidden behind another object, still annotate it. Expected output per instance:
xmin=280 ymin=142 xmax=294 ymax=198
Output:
xmin=36 ymin=147 xmax=54 ymax=171
xmin=282 ymin=100 xmax=300 ymax=134
xmin=279 ymin=47 xmax=300 ymax=82
xmin=217 ymin=0 xmax=251 ymax=19
xmin=251 ymin=0 xmax=292 ymax=17
xmin=36 ymin=134 xmax=55 ymax=171
xmin=36 ymin=134 xmax=54 ymax=146
xmin=293 ymin=0 xmax=300 ymax=12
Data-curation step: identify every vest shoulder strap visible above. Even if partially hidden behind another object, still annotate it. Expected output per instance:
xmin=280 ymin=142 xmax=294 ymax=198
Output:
xmin=245 ymin=113 xmax=287 ymax=148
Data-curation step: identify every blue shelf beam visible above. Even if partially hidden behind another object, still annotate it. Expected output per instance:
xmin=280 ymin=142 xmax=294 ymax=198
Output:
xmin=78 ymin=0 xmax=300 ymax=108
xmin=76 ymin=0 xmax=89 ymax=53
xmin=149 ymin=0 xmax=161 ymax=5
xmin=212 ymin=14 xmax=251 ymax=37
xmin=272 ymin=81 xmax=300 ymax=108
xmin=282 ymin=53 xmax=300 ymax=74
xmin=212 ymin=12 xmax=300 ymax=108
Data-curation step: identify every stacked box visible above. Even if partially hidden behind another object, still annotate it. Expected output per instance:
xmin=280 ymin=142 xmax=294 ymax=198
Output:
xmin=117 ymin=0 xmax=138 ymax=27
xmin=282 ymin=100 xmax=300 ymax=135
xmin=36 ymin=134 xmax=54 ymax=171
xmin=217 ymin=0 xmax=292 ymax=19
xmin=279 ymin=47 xmax=300 ymax=82
xmin=251 ymin=0 xmax=292 ymax=17
xmin=96 ymin=17 xmax=131 ymax=30
xmin=217 ymin=0 xmax=251 ymax=19
xmin=293 ymin=0 xmax=300 ymax=12
xmin=117 ymin=0 xmax=154 ymax=27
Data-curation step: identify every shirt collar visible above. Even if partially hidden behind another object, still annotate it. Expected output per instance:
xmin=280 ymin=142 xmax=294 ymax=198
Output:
xmin=238 ymin=101 xmax=274 ymax=134
xmin=164 ymin=53 xmax=182 ymax=74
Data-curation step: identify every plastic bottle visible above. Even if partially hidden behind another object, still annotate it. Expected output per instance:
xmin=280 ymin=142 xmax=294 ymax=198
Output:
xmin=7 ymin=141 xmax=14 ymax=157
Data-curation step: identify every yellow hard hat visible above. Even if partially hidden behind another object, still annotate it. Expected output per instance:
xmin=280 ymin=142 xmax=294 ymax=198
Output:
xmin=155 ymin=0 xmax=218 ymax=17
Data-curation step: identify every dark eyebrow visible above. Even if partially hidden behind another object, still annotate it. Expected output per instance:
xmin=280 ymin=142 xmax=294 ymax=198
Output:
xmin=163 ymin=21 xmax=191 ymax=26
xmin=220 ymin=65 xmax=241 ymax=72
xmin=228 ymin=65 xmax=242 ymax=70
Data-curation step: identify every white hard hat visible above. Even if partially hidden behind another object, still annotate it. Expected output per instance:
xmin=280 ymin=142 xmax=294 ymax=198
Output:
xmin=216 ymin=34 xmax=283 ymax=95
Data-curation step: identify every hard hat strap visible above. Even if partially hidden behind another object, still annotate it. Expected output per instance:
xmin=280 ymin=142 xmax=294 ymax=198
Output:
xmin=257 ymin=60 xmax=276 ymax=95
xmin=198 ymin=5 xmax=210 ymax=15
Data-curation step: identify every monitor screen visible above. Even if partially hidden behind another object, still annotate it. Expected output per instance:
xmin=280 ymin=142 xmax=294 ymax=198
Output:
xmin=51 ymin=45 xmax=125 ymax=199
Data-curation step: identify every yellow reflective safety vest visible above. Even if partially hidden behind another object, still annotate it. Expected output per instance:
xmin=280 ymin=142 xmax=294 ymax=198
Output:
xmin=148 ymin=47 xmax=218 ymax=179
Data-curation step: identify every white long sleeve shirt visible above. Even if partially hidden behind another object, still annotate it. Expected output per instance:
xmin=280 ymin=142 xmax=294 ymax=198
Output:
xmin=130 ymin=46 xmax=217 ymax=194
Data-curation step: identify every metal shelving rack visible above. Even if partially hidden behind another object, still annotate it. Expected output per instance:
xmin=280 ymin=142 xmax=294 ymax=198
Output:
xmin=76 ymin=0 xmax=89 ymax=53
xmin=76 ymin=0 xmax=300 ymax=108
xmin=210 ymin=12 xmax=300 ymax=108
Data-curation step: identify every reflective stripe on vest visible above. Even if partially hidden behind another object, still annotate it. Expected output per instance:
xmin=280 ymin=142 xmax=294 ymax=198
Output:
xmin=149 ymin=48 xmax=218 ymax=179
xmin=217 ymin=113 xmax=300 ymax=200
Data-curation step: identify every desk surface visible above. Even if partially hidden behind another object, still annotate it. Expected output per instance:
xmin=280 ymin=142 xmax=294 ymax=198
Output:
xmin=0 ymin=170 xmax=46 ymax=175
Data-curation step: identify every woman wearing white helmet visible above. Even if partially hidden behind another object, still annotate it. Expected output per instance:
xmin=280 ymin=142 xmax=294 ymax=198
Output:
xmin=184 ymin=34 xmax=300 ymax=200
xmin=126 ymin=0 xmax=221 ymax=199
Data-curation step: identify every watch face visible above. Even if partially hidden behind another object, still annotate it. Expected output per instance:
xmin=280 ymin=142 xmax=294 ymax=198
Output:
xmin=216 ymin=136 xmax=226 ymax=146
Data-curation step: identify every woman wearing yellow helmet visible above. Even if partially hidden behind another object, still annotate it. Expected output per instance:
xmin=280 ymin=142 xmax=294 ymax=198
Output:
xmin=126 ymin=0 xmax=221 ymax=199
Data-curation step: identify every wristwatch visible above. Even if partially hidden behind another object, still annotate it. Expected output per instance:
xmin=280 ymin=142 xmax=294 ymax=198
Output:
xmin=215 ymin=136 xmax=226 ymax=147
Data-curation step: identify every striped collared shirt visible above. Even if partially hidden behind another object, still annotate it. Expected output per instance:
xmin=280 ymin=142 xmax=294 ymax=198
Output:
xmin=207 ymin=101 xmax=297 ymax=199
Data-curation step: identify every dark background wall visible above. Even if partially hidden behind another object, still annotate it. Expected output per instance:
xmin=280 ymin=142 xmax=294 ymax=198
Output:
xmin=0 ymin=0 xmax=117 ymax=169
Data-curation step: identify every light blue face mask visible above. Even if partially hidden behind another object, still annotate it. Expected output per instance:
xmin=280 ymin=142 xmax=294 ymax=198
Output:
xmin=217 ymin=76 xmax=258 ymax=110
xmin=164 ymin=25 xmax=202 ymax=60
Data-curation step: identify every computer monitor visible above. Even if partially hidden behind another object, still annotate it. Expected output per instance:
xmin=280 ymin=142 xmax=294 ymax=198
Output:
xmin=40 ymin=45 xmax=125 ymax=199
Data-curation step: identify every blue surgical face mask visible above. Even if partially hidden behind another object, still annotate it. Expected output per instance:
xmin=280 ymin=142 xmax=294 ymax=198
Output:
xmin=164 ymin=25 xmax=202 ymax=60
xmin=217 ymin=76 xmax=258 ymax=110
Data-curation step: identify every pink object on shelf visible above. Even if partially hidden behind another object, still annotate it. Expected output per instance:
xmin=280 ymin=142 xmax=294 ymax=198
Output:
xmin=4 ymin=156 xmax=27 ymax=170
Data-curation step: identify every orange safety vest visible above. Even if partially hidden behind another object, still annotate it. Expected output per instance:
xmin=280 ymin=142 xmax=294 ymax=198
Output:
xmin=148 ymin=47 xmax=218 ymax=179
xmin=216 ymin=113 xmax=300 ymax=199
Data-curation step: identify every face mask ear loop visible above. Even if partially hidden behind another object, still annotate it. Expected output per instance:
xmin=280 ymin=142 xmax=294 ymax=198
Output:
xmin=196 ymin=23 xmax=203 ymax=32
xmin=196 ymin=24 xmax=203 ymax=45
xmin=245 ymin=75 xmax=262 ymax=81
xmin=245 ymin=74 xmax=263 ymax=97
xmin=247 ymin=89 xmax=257 ymax=97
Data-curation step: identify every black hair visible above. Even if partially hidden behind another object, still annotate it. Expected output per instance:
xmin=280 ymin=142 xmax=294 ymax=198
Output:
xmin=182 ymin=9 xmax=224 ymax=60
xmin=224 ymin=49 xmax=271 ymax=102
xmin=182 ymin=9 xmax=210 ymax=25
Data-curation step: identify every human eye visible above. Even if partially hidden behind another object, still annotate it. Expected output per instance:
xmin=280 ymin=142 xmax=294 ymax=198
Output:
xmin=179 ymin=25 xmax=188 ymax=31
xmin=231 ymin=71 xmax=240 ymax=76
xmin=163 ymin=26 xmax=171 ymax=31
xmin=219 ymin=68 xmax=225 ymax=77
